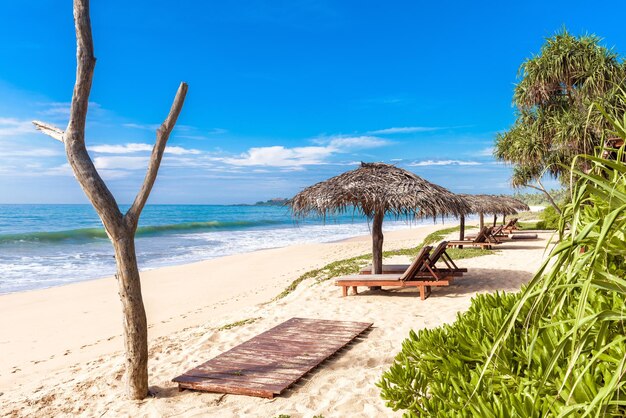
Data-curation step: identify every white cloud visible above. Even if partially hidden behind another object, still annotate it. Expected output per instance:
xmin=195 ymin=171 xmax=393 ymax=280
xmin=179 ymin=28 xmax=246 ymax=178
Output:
xmin=367 ymin=126 xmax=441 ymax=135
xmin=475 ymin=147 xmax=494 ymax=157
xmin=43 ymin=163 xmax=73 ymax=176
xmin=222 ymin=146 xmax=333 ymax=167
xmin=98 ymin=169 xmax=131 ymax=180
xmin=93 ymin=156 xmax=150 ymax=170
xmin=122 ymin=123 xmax=161 ymax=131
xmin=408 ymin=160 xmax=482 ymax=167
xmin=88 ymin=143 xmax=200 ymax=155
xmin=326 ymin=135 xmax=389 ymax=149
xmin=89 ymin=143 xmax=153 ymax=153
xmin=0 ymin=148 xmax=61 ymax=157
xmin=0 ymin=118 xmax=35 ymax=137
xmin=221 ymin=134 xmax=390 ymax=168
xmin=38 ymin=101 xmax=102 ymax=118
xmin=165 ymin=146 xmax=201 ymax=155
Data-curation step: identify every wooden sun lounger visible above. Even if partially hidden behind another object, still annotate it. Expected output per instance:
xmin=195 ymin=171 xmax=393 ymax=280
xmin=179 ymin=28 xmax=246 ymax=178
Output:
xmin=502 ymin=218 xmax=519 ymax=232
xmin=447 ymin=226 xmax=499 ymax=249
xmin=465 ymin=226 xmax=504 ymax=244
xmin=335 ymin=275 xmax=451 ymax=300
xmin=359 ymin=241 xmax=468 ymax=275
xmin=336 ymin=246 xmax=454 ymax=300
xmin=491 ymin=225 xmax=507 ymax=237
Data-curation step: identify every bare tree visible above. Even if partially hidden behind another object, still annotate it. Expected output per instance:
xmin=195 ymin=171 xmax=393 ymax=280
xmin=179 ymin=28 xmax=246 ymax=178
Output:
xmin=33 ymin=0 xmax=187 ymax=399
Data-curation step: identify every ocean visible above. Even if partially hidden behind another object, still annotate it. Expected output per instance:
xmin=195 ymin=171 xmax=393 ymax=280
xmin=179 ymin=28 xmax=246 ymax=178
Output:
xmin=0 ymin=204 xmax=448 ymax=294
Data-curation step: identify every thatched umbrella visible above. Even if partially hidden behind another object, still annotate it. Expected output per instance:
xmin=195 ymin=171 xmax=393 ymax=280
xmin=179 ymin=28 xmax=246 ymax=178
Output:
xmin=458 ymin=194 xmax=529 ymax=240
xmin=290 ymin=162 xmax=470 ymax=275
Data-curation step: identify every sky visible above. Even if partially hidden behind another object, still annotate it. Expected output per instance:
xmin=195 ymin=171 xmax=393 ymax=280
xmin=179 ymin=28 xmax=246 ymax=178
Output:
xmin=1 ymin=0 xmax=625 ymax=204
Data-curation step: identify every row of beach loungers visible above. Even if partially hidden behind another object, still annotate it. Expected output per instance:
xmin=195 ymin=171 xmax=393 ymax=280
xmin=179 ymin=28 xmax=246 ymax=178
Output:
xmin=335 ymin=220 xmax=538 ymax=300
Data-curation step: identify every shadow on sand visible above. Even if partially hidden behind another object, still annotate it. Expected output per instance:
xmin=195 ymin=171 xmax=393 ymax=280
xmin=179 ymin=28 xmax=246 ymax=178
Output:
xmin=353 ymin=268 xmax=534 ymax=299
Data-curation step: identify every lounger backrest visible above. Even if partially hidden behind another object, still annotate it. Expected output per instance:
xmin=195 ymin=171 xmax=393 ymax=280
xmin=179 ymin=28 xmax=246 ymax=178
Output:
xmin=492 ymin=225 xmax=503 ymax=236
xmin=474 ymin=227 xmax=489 ymax=243
xmin=400 ymin=246 xmax=432 ymax=281
xmin=425 ymin=241 xmax=448 ymax=269
xmin=503 ymin=219 xmax=514 ymax=228
xmin=437 ymin=241 xmax=459 ymax=269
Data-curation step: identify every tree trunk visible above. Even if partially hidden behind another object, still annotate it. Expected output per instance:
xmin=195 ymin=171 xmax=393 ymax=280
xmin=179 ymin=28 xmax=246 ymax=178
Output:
xmin=479 ymin=213 xmax=484 ymax=230
xmin=112 ymin=234 xmax=148 ymax=399
xmin=370 ymin=211 xmax=384 ymax=290
xmin=458 ymin=214 xmax=465 ymax=249
xmin=32 ymin=0 xmax=187 ymax=397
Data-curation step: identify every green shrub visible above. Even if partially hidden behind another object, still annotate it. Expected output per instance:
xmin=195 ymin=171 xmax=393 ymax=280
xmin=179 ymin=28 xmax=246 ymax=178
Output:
xmin=379 ymin=147 xmax=626 ymax=416
xmin=536 ymin=204 xmax=561 ymax=229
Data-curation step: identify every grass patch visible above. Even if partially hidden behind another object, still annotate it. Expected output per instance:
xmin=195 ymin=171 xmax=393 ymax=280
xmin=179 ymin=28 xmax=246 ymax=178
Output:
xmin=218 ymin=317 xmax=260 ymax=331
xmin=272 ymin=225 xmax=490 ymax=302
xmin=517 ymin=221 xmax=542 ymax=229
xmin=512 ymin=211 xmax=540 ymax=221
xmin=446 ymin=247 xmax=492 ymax=260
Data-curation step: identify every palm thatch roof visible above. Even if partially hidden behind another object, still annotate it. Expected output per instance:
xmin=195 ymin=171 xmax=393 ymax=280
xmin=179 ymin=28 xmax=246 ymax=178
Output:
xmin=459 ymin=194 xmax=529 ymax=215
xmin=290 ymin=162 xmax=470 ymax=218
xmin=498 ymin=195 xmax=531 ymax=212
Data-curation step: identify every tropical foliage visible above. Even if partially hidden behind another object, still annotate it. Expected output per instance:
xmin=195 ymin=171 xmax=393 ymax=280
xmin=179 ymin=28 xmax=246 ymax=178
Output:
xmin=494 ymin=29 xmax=626 ymax=205
xmin=513 ymin=189 xmax=567 ymax=206
xmin=536 ymin=204 xmax=561 ymax=229
xmin=379 ymin=144 xmax=626 ymax=416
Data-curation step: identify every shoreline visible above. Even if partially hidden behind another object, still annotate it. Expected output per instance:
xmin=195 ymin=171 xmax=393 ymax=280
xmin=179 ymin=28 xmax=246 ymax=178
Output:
xmin=0 ymin=218 xmax=444 ymax=296
xmin=0 ymin=223 xmax=449 ymax=391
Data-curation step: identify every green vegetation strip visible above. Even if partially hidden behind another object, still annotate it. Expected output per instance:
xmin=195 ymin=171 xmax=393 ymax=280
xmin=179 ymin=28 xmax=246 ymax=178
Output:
xmin=272 ymin=225 xmax=490 ymax=301
xmin=218 ymin=317 xmax=260 ymax=331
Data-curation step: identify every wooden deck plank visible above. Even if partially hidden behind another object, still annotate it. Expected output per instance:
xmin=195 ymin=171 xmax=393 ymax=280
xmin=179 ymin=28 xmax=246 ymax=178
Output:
xmin=173 ymin=317 xmax=372 ymax=398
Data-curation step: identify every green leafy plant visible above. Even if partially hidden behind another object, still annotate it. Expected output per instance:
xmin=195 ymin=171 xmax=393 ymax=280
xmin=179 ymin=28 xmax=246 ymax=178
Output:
xmin=536 ymin=204 xmax=562 ymax=229
xmin=379 ymin=146 xmax=626 ymax=416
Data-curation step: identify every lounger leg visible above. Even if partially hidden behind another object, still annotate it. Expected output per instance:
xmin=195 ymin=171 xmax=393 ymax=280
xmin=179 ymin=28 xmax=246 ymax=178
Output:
xmin=420 ymin=285 xmax=425 ymax=300
xmin=352 ymin=286 xmax=358 ymax=295
xmin=342 ymin=286 xmax=348 ymax=297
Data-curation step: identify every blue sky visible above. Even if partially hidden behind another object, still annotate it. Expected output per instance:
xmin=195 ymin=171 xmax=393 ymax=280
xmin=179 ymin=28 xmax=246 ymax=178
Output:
xmin=1 ymin=0 xmax=625 ymax=204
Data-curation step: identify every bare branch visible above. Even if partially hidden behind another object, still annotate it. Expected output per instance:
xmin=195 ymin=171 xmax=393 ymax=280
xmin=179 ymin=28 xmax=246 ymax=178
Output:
xmin=125 ymin=82 xmax=188 ymax=227
xmin=525 ymin=182 xmax=562 ymax=214
xmin=32 ymin=121 xmax=65 ymax=142
xmin=66 ymin=0 xmax=96 ymax=141
xmin=56 ymin=0 xmax=124 ymax=236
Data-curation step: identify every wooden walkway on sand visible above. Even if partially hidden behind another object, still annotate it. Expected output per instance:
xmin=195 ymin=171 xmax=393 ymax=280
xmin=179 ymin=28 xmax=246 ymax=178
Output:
xmin=173 ymin=317 xmax=373 ymax=398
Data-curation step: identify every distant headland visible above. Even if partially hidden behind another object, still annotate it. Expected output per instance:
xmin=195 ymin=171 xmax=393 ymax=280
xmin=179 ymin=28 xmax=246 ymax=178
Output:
xmin=238 ymin=198 xmax=289 ymax=207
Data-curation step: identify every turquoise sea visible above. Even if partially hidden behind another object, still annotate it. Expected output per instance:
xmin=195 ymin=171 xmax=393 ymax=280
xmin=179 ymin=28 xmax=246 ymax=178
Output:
xmin=0 ymin=204 xmax=448 ymax=294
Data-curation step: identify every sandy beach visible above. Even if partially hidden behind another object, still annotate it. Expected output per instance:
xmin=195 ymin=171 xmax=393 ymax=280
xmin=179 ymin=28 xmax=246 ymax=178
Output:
xmin=0 ymin=224 xmax=553 ymax=417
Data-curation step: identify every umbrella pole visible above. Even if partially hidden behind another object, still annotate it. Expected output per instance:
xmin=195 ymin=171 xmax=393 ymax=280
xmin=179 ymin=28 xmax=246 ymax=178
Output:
xmin=370 ymin=211 xmax=384 ymax=290
xmin=459 ymin=214 xmax=465 ymax=249
xmin=479 ymin=213 xmax=484 ymax=230
xmin=493 ymin=214 xmax=497 ymax=227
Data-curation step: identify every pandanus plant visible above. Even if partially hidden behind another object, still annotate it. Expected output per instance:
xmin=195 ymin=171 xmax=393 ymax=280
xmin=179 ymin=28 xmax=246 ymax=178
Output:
xmin=379 ymin=107 xmax=626 ymax=416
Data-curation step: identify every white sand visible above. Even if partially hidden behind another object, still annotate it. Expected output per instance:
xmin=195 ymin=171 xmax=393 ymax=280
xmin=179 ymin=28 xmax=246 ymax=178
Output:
xmin=0 ymin=225 xmax=553 ymax=417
